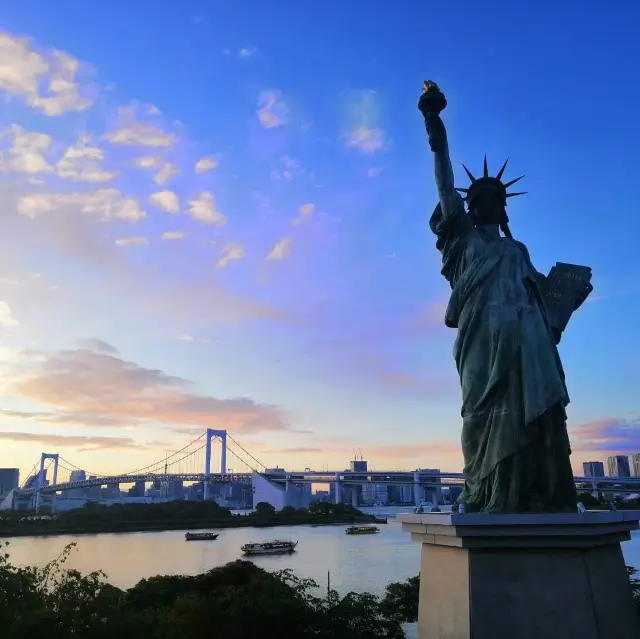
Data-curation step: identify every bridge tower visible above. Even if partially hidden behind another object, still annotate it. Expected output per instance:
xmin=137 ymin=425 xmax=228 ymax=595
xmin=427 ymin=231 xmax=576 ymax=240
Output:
xmin=35 ymin=452 xmax=59 ymax=512
xmin=204 ymin=429 xmax=227 ymax=500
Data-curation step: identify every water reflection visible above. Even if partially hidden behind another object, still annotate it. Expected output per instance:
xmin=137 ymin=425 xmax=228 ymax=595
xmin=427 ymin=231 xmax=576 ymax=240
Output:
xmin=5 ymin=519 xmax=640 ymax=597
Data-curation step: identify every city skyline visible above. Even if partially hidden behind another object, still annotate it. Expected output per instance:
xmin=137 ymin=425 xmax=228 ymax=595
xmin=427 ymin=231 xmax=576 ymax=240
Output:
xmin=1 ymin=3 xmax=640 ymax=480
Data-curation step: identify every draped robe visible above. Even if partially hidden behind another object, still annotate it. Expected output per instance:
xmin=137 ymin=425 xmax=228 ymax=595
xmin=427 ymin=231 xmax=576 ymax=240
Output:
xmin=431 ymin=193 xmax=577 ymax=513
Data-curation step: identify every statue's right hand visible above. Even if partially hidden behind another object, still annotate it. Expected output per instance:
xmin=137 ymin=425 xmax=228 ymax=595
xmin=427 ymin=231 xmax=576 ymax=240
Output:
xmin=418 ymin=87 xmax=447 ymax=119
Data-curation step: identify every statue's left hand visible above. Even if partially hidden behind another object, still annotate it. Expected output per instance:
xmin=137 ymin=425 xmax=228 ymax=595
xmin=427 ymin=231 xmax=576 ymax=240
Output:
xmin=573 ymin=282 xmax=593 ymax=311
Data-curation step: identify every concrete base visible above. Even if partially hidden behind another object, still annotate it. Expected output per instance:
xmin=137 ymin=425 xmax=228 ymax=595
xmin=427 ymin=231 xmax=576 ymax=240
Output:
xmin=398 ymin=511 xmax=640 ymax=639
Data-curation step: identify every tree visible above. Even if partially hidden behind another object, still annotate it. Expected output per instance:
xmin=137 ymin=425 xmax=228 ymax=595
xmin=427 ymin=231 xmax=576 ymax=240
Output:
xmin=381 ymin=574 xmax=420 ymax=623
xmin=254 ymin=502 xmax=276 ymax=517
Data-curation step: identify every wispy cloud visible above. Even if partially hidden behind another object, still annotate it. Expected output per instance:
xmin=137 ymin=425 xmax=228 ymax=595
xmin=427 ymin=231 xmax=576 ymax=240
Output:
xmin=344 ymin=90 xmax=386 ymax=153
xmin=114 ymin=236 xmax=149 ymax=247
xmin=161 ymin=231 xmax=187 ymax=241
xmin=17 ymin=189 xmax=146 ymax=222
xmin=106 ymin=123 xmax=177 ymax=147
xmin=238 ymin=47 xmax=256 ymax=58
xmin=149 ymin=190 xmax=180 ymax=214
xmin=266 ymin=237 xmax=292 ymax=261
xmin=257 ymin=90 xmax=288 ymax=128
xmin=217 ymin=242 xmax=245 ymax=268
xmin=570 ymin=418 xmax=640 ymax=453
xmin=194 ymin=155 xmax=219 ymax=173
xmin=0 ymin=32 xmax=94 ymax=116
xmin=187 ymin=192 xmax=226 ymax=225
xmin=291 ymin=203 xmax=315 ymax=227
xmin=0 ymin=431 xmax=159 ymax=451
xmin=8 ymin=343 xmax=292 ymax=433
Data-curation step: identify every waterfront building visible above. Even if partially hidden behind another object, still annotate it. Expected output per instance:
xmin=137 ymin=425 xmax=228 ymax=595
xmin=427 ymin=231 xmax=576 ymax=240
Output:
xmin=0 ymin=468 xmax=19 ymax=497
xmin=68 ymin=470 xmax=86 ymax=498
xmin=607 ymin=455 xmax=631 ymax=477
xmin=84 ymin=476 xmax=101 ymax=499
xmin=583 ymin=461 xmax=605 ymax=478
xmin=632 ymin=454 xmax=640 ymax=477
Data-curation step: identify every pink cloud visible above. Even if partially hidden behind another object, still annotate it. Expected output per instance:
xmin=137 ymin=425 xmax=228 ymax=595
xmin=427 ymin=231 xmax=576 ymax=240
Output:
xmin=7 ymin=342 xmax=292 ymax=434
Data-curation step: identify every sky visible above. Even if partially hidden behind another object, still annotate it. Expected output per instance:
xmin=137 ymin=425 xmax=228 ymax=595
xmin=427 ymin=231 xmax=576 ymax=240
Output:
xmin=0 ymin=1 xmax=639 ymax=481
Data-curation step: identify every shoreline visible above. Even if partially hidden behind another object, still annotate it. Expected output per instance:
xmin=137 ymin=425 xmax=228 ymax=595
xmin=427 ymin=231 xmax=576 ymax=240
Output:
xmin=0 ymin=514 xmax=376 ymax=539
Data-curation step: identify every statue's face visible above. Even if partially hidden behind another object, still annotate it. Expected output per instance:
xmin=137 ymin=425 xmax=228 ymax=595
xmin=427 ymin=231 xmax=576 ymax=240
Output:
xmin=469 ymin=193 xmax=507 ymax=224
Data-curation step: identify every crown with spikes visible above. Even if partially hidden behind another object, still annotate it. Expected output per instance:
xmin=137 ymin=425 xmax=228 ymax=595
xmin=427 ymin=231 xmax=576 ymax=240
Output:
xmin=455 ymin=156 xmax=527 ymax=208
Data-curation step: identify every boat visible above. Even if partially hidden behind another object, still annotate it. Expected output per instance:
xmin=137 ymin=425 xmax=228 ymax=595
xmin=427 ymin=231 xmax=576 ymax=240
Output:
xmin=185 ymin=532 xmax=219 ymax=541
xmin=345 ymin=525 xmax=380 ymax=535
xmin=373 ymin=516 xmax=388 ymax=524
xmin=241 ymin=540 xmax=298 ymax=555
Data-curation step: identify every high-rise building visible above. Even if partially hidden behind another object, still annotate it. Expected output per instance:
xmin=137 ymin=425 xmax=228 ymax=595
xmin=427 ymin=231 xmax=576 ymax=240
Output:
xmin=0 ymin=468 xmax=19 ymax=496
xmin=350 ymin=460 xmax=368 ymax=473
xmin=607 ymin=455 xmax=631 ymax=477
xmin=68 ymin=470 xmax=87 ymax=498
xmin=583 ymin=461 xmax=605 ymax=478
xmin=631 ymin=454 xmax=640 ymax=477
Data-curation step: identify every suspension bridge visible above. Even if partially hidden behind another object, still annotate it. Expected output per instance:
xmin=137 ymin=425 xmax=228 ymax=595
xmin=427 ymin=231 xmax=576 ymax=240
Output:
xmin=3 ymin=428 xmax=640 ymax=512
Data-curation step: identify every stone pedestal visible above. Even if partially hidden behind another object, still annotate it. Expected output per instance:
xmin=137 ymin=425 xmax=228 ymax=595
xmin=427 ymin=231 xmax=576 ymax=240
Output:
xmin=398 ymin=511 xmax=640 ymax=639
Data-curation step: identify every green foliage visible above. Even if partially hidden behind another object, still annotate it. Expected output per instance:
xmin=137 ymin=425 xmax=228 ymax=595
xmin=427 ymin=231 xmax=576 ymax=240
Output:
xmin=0 ymin=543 xmax=405 ymax=638
xmin=382 ymin=574 xmax=420 ymax=623
xmin=308 ymin=501 xmax=362 ymax=517
xmin=627 ymin=566 xmax=640 ymax=608
xmin=253 ymin=501 xmax=276 ymax=517
xmin=2 ymin=541 xmax=640 ymax=638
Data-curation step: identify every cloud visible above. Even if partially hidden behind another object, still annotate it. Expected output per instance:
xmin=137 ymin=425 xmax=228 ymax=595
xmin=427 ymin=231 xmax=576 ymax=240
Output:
xmin=105 ymin=123 xmax=177 ymax=147
xmin=0 ymin=32 xmax=93 ymax=116
xmin=153 ymin=162 xmax=180 ymax=185
xmin=187 ymin=191 xmax=226 ymax=225
xmin=194 ymin=156 xmax=219 ymax=173
xmin=266 ymin=237 xmax=292 ymax=261
xmin=570 ymin=418 xmax=640 ymax=453
xmin=133 ymin=156 xmax=159 ymax=169
xmin=217 ymin=242 xmax=245 ymax=268
xmin=238 ymin=47 xmax=256 ymax=58
xmin=7 ymin=345 xmax=292 ymax=433
xmin=75 ymin=338 xmax=118 ymax=353
xmin=0 ymin=301 xmax=18 ymax=326
xmin=271 ymin=156 xmax=301 ymax=182
xmin=3 ymin=125 xmax=53 ymax=173
xmin=291 ymin=202 xmax=314 ymax=227
xmin=115 ymin=236 xmax=149 ymax=247
xmin=55 ymin=137 xmax=117 ymax=183
xmin=17 ymin=189 xmax=146 ymax=222
xmin=346 ymin=127 xmax=385 ymax=153
xmin=344 ymin=90 xmax=386 ymax=153
xmin=0 ymin=431 xmax=156 ymax=451
xmin=257 ymin=90 xmax=288 ymax=128
xmin=161 ymin=231 xmax=187 ymax=241
xmin=149 ymin=190 xmax=179 ymax=214
xmin=177 ymin=334 xmax=211 ymax=344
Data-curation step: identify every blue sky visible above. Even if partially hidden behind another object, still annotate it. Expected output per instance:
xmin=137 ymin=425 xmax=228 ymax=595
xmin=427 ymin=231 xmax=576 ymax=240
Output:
xmin=0 ymin=1 xmax=639 ymax=479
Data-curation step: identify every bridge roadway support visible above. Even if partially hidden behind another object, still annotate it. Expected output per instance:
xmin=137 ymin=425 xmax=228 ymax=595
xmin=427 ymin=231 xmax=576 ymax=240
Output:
xmin=36 ymin=453 xmax=59 ymax=512
xmin=333 ymin=472 xmax=341 ymax=504
xmin=398 ymin=510 xmax=640 ymax=639
xmin=204 ymin=429 xmax=227 ymax=501
xmin=413 ymin=471 xmax=424 ymax=506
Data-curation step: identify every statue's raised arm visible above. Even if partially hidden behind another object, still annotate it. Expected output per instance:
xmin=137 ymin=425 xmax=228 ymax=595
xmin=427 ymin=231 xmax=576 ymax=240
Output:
xmin=418 ymin=81 xmax=461 ymax=220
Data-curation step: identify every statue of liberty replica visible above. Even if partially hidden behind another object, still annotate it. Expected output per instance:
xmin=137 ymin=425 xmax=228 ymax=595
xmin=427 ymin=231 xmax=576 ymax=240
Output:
xmin=418 ymin=82 xmax=593 ymax=514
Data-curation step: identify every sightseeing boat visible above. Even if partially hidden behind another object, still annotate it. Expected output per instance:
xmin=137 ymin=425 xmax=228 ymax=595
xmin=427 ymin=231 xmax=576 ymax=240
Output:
xmin=185 ymin=532 xmax=219 ymax=541
xmin=345 ymin=525 xmax=380 ymax=535
xmin=241 ymin=540 xmax=298 ymax=555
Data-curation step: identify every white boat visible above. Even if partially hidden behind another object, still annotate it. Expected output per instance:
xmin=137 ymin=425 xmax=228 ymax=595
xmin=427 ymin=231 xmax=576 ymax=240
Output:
xmin=241 ymin=540 xmax=298 ymax=556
